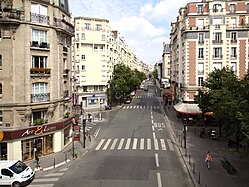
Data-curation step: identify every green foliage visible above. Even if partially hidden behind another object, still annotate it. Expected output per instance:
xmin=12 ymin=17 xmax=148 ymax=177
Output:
xmin=108 ymin=64 xmax=146 ymax=100
xmin=153 ymin=68 xmax=158 ymax=79
xmin=195 ymin=67 xmax=249 ymax=148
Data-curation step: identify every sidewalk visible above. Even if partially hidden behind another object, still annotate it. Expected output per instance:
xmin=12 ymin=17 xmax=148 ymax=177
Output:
xmin=162 ymin=102 xmax=249 ymax=187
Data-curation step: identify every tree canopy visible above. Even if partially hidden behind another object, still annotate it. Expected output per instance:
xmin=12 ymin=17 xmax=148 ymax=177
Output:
xmin=195 ymin=67 xmax=249 ymax=149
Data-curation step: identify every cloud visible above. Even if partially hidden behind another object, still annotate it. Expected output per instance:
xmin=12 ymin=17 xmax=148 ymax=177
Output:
xmin=69 ymin=0 xmax=200 ymax=64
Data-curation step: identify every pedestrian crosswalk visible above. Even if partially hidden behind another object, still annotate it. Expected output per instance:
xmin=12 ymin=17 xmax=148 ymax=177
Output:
xmin=95 ymin=138 xmax=175 ymax=151
xmin=134 ymin=95 xmax=154 ymax=98
xmin=123 ymin=105 xmax=160 ymax=110
xmin=29 ymin=168 xmax=68 ymax=187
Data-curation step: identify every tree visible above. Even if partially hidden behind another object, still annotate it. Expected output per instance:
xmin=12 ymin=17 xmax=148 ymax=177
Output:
xmin=153 ymin=68 xmax=158 ymax=79
xmin=195 ymin=67 xmax=249 ymax=150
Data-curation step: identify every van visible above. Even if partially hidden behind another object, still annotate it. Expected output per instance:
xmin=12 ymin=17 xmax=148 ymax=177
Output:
xmin=0 ymin=160 xmax=35 ymax=187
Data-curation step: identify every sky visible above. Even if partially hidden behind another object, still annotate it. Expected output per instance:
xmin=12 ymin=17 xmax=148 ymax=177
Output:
xmin=69 ymin=0 xmax=200 ymax=65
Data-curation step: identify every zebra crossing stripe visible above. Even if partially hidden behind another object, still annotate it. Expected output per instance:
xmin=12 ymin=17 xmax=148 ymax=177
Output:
xmin=160 ymin=139 xmax=167 ymax=150
xmin=154 ymin=139 xmax=159 ymax=150
xmin=110 ymin=138 xmax=118 ymax=150
xmin=33 ymin=178 xmax=59 ymax=182
xmin=95 ymin=139 xmax=105 ymax=150
xmin=29 ymin=184 xmax=54 ymax=187
xmin=103 ymin=139 xmax=112 ymax=150
xmin=132 ymin=138 xmax=138 ymax=149
xmin=140 ymin=138 xmax=144 ymax=150
xmin=45 ymin=173 xmax=64 ymax=177
xmin=117 ymin=138 xmax=125 ymax=150
xmin=125 ymin=138 xmax=131 ymax=149
xmin=167 ymin=139 xmax=175 ymax=151
xmin=147 ymin=138 xmax=151 ymax=150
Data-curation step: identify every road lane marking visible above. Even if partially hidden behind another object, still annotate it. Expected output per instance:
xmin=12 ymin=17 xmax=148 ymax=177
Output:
xmin=157 ymin=173 xmax=162 ymax=187
xmin=154 ymin=138 xmax=159 ymax=150
xmin=93 ymin=127 xmax=101 ymax=138
xmin=45 ymin=173 xmax=64 ymax=177
xmin=110 ymin=138 xmax=118 ymax=150
xmin=140 ymin=138 xmax=144 ymax=150
xmin=125 ymin=138 xmax=131 ymax=149
xmin=103 ymin=139 xmax=112 ymax=150
xmin=147 ymin=138 xmax=151 ymax=150
xmin=132 ymin=138 xmax=138 ymax=149
xmin=95 ymin=139 xmax=105 ymax=150
xmin=160 ymin=139 xmax=167 ymax=150
xmin=33 ymin=178 xmax=59 ymax=182
xmin=117 ymin=138 xmax=125 ymax=150
xmin=167 ymin=139 xmax=175 ymax=151
xmin=155 ymin=153 xmax=160 ymax=167
xmin=29 ymin=184 xmax=54 ymax=187
xmin=153 ymin=132 xmax=156 ymax=139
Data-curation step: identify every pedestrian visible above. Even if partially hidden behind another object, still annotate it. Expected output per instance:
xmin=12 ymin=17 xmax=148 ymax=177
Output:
xmin=205 ymin=151 xmax=212 ymax=170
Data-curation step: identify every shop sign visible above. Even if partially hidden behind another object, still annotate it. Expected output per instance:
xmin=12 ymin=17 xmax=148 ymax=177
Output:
xmin=22 ymin=125 xmax=57 ymax=137
xmin=0 ymin=130 xmax=4 ymax=141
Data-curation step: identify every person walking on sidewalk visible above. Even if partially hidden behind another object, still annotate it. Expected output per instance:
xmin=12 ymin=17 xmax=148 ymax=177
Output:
xmin=205 ymin=151 xmax=212 ymax=170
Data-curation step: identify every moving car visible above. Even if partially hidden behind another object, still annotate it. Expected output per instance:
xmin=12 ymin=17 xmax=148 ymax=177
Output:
xmin=0 ymin=160 xmax=35 ymax=187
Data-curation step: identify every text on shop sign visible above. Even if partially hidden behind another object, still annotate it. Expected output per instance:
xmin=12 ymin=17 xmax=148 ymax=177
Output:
xmin=22 ymin=125 xmax=57 ymax=137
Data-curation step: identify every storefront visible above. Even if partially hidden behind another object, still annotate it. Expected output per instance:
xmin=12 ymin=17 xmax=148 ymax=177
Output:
xmin=0 ymin=117 xmax=73 ymax=161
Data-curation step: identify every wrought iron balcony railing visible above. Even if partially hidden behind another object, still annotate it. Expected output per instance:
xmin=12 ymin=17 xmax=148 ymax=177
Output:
xmin=31 ymin=93 xmax=50 ymax=103
xmin=30 ymin=12 xmax=49 ymax=25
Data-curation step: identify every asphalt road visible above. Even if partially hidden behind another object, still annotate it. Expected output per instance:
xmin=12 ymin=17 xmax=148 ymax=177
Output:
xmin=49 ymin=81 xmax=194 ymax=187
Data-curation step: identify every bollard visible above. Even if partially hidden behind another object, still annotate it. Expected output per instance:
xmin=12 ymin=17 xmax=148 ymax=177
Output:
xmin=193 ymin=163 xmax=195 ymax=173
xmin=65 ymin=152 xmax=67 ymax=163
xmin=189 ymin=154 xmax=191 ymax=165
xmin=185 ymin=148 xmax=187 ymax=157
xmin=198 ymin=172 xmax=201 ymax=184
xmin=53 ymin=158 xmax=55 ymax=168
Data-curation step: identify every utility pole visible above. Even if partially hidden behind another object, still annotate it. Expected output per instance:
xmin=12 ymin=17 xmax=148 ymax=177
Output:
xmin=82 ymin=118 xmax=86 ymax=148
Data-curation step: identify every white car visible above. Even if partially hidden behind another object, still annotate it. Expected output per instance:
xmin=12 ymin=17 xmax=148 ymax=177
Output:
xmin=0 ymin=160 xmax=35 ymax=187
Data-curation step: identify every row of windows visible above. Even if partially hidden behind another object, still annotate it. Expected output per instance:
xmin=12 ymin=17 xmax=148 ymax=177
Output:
xmin=197 ymin=3 xmax=249 ymax=14
xmin=76 ymin=23 xmax=103 ymax=31
xmin=197 ymin=32 xmax=237 ymax=43
xmin=198 ymin=47 xmax=238 ymax=59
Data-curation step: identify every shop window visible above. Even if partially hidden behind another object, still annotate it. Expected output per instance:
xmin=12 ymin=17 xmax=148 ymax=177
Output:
xmin=21 ymin=139 xmax=34 ymax=161
xmin=44 ymin=134 xmax=53 ymax=154
xmin=0 ymin=143 xmax=7 ymax=160
xmin=64 ymin=126 xmax=71 ymax=145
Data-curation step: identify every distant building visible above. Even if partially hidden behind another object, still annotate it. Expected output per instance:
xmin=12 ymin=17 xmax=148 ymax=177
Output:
xmin=162 ymin=43 xmax=171 ymax=88
xmin=0 ymin=0 xmax=74 ymax=160
xmin=170 ymin=0 xmax=249 ymax=103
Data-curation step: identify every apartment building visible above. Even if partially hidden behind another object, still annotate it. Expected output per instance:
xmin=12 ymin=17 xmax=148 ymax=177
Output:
xmin=170 ymin=0 xmax=249 ymax=102
xmin=162 ymin=43 xmax=171 ymax=88
xmin=0 ymin=0 xmax=74 ymax=161
xmin=73 ymin=17 xmax=142 ymax=109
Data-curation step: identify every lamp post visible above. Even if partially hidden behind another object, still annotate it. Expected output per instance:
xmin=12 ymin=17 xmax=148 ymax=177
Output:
xmin=82 ymin=118 xmax=86 ymax=148
xmin=183 ymin=116 xmax=189 ymax=149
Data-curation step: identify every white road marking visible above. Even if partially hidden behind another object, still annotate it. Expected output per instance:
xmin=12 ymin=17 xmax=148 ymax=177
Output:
xmin=117 ymin=138 xmax=125 ymax=150
xmin=154 ymin=138 xmax=159 ymax=150
xmin=125 ymin=138 xmax=131 ymax=149
xmin=167 ymin=139 xmax=175 ymax=151
xmin=152 ymin=126 xmax=155 ymax=131
xmin=157 ymin=173 xmax=162 ymax=187
xmin=151 ymin=119 xmax=154 ymax=124
xmin=110 ymin=138 xmax=118 ymax=150
xmin=102 ymin=139 xmax=112 ymax=150
xmin=132 ymin=138 xmax=138 ymax=149
xmin=147 ymin=138 xmax=151 ymax=150
xmin=160 ymin=139 xmax=167 ymax=150
xmin=95 ymin=139 xmax=105 ymax=150
xmin=59 ymin=168 xmax=68 ymax=172
xmin=93 ymin=127 xmax=101 ymax=138
xmin=33 ymin=178 xmax=59 ymax=182
xmin=140 ymin=138 xmax=144 ymax=150
xmin=153 ymin=132 xmax=156 ymax=139
xmin=29 ymin=184 xmax=54 ymax=187
xmin=155 ymin=153 xmax=160 ymax=167
xmin=45 ymin=173 xmax=64 ymax=177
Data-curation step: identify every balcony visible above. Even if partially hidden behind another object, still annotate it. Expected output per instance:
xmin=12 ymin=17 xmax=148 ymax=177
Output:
xmin=31 ymin=93 xmax=50 ymax=103
xmin=212 ymin=40 xmax=223 ymax=44
xmin=212 ymin=55 xmax=223 ymax=59
xmin=231 ymin=39 xmax=237 ymax=43
xmin=30 ymin=12 xmax=49 ymax=25
xmin=0 ymin=9 xmax=23 ymax=23
xmin=63 ymin=46 xmax=68 ymax=52
xmin=198 ymin=40 xmax=204 ymax=45
xmin=53 ymin=17 xmax=74 ymax=35
xmin=63 ymin=69 xmax=70 ymax=76
xmin=230 ymin=55 xmax=237 ymax=59
xmin=30 ymin=68 xmax=51 ymax=77
xmin=30 ymin=41 xmax=50 ymax=49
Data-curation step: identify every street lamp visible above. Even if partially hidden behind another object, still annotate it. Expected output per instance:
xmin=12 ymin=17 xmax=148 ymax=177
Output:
xmin=82 ymin=118 xmax=86 ymax=148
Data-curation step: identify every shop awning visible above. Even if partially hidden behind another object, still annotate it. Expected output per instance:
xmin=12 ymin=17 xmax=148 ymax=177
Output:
xmin=173 ymin=102 xmax=202 ymax=115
